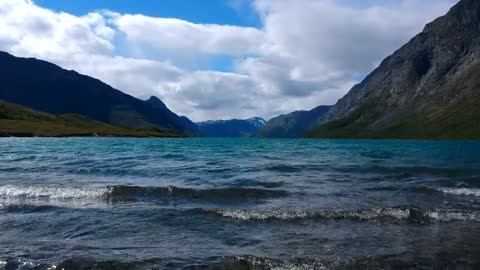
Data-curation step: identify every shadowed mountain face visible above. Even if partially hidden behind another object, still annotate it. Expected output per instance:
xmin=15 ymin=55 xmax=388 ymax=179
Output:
xmin=308 ymin=0 xmax=480 ymax=140
xmin=197 ymin=117 xmax=266 ymax=137
xmin=257 ymin=106 xmax=331 ymax=138
xmin=0 ymin=52 xmax=199 ymax=135
xmin=144 ymin=96 xmax=199 ymax=135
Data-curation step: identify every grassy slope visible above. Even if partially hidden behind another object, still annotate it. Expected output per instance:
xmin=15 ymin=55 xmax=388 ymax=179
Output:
xmin=0 ymin=100 xmax=185 ymax=137
xmin=306 ymin=58 xmax=480 ymax=141
xmin=305 ymin=99 xmax=480 ymax=140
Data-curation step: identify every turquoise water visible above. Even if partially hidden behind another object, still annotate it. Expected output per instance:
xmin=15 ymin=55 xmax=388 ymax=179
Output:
xmin=0 ymin=138 xmax=480 ymax=269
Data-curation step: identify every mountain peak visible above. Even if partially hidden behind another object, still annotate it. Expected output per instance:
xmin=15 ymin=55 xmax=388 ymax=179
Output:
xmin=424 ymin=0 xmax=480 ymax=33
xmin=0 ymin=51 xmax=199 ymax=135
xmin=145 ymin=96 xmax=167 ymax=110
xmin=146 ymin=96 xmax=163 ymax=103
xmin=247 ymin=117 xmax=267 ymax=127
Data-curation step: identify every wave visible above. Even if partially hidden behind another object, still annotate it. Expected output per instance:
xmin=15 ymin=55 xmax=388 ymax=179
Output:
xmin=0 ymin=166 xmax=54 ymax=173
xmin=108 ymin=185 xmax=287 ymax=203
xmin=2 ymin=256 xmax=322 ymax=270
xmin=334 ymin=165 xmax=476 ymax=177
xmin=231 ymin=179 xmax=285 ymax=189
xmin=0 ymin=185 xmax=287 ymax=204
xmin=0 ymin=185 xmax=109 ymax=200
xmin=201 ymin=206 xmax=480 ymax=224
xmin=265 ymin=164 xmax=305 ymax=173
xmin=11 ymin=253 xmax=480 ymax=270
xmin=0 ymin=203 xmax=59 ymax=214
xmin=427 ymin=186 xmax=480 ymax=197
xmin=213 ymin=256 xmax=325 ymax=270
xmin=31 ymin=256 xmax=325 ymax=270
xmin=210 ymin=254 xmax=480 ymax=270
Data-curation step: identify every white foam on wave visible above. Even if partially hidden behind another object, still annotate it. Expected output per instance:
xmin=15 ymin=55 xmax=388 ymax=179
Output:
xmin=0 ymin=185 xmax=109 ymax=200
xmin=0 ymin=258 xmax=38 ymax=270
xmin=205 ymin=207 xmax=480 ymax=223
xmin=235 ymin=256 xmax=327 ymax=270
xmin=204 ymin=208 xmax=411 ymax=222
xmin=212 ymin=209 xmax=310 ymax=221
xmin=434 ymin=187 xmax=480 ymax=197
xmin=427 ymin=211 xmax=480 ymax=222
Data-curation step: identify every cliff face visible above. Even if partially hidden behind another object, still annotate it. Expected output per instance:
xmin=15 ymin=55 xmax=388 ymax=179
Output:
xmin=309 ymin=0 xmax=480 ymax=140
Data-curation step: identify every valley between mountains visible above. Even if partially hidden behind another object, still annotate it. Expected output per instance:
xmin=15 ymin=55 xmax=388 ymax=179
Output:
xmin=1 ymin=0 xmax=479 ymax=140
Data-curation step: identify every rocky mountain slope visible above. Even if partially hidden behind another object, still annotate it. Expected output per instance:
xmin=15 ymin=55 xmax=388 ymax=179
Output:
xmin=197 ymin=117 xmax=266 ymax=137
xmin=257 ymin=106 xmax=331 ymax=138
xmin=0 ymin=52 xmax=199 ymax=135
xmin=308 ymin=0 xmax=480 ymax=140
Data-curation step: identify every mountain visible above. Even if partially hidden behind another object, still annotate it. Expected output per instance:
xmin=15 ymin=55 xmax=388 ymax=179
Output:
xmin=0 ymin=51 xmax=199 ymax=135
xmin=197 ymin=117 xmax=266 ymax=137
xmin=0 ymin=100 xmax=183 ymax=137
xmin=256 ymin=106 xmax=331 ymax=138
xmin=144 ymin=96 xmax=200 ymax=135
xmin=307 ymin=0 xmax=480 ymax=140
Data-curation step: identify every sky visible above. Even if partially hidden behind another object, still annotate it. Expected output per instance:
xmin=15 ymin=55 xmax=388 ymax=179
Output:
xmin=0 ymin=0 xmax=458 ymax=121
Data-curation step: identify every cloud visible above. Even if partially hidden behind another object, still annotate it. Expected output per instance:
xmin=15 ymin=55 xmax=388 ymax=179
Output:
xmin=0 ymin=0 xmax=457 ymax=121
xmin=0 ymin=0 xmax=114 ymax=58
xmin=158 ymin=71 xmax=263 ymax=121
xmin=112 ymin=14 xmax=265 ymax=56
xmin=53 ymin=55 xmax=184 ymax=99
xmin=245 ymin=0 xmax=457 ymax=97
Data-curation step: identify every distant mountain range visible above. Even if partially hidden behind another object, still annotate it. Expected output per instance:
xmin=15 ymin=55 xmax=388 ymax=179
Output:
xmin=197 ymin=117 xmax=266 ymax=137
xmin=0 ymin=51 xmax=199 ymax=136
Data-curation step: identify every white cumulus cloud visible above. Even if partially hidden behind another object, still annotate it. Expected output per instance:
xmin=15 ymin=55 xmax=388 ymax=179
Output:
xmin=112 ymin=14 xmax=265 ymax=56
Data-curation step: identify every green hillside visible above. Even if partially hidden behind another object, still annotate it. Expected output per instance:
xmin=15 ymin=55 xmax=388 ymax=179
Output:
xmin=306 ymin=58 xmax=480 ymax=140
xmin=0 ymin=100 xmax=185 ymax=137
xmin=306 ymin=99 xmax=480 ymax=140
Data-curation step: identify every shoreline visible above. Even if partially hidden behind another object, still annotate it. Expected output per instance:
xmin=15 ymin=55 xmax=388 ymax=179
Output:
xmin=0 ymin=132 xmax=188 ymax=138
xmin=1 ymin=134 xmax=478 ymax=141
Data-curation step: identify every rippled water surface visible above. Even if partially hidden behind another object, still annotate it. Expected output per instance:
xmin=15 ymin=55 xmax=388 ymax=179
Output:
xmin=1 ymin=138 xmax=480 ymax=269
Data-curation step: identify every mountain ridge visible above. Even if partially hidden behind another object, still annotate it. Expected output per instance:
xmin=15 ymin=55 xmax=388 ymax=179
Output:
xmin=306 ymin=0 xmax=480 ymax=140
xmin=257 ymin=105 xmax=332 ymax=138
xmin=197 ymin=117 xmax=266 ymax=137
xmin=0 ymin=51 xmax=199 ymax=135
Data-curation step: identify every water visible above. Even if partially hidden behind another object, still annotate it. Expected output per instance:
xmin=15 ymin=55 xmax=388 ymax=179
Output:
xmin=0 ymin=138 xmax=480 ymax=269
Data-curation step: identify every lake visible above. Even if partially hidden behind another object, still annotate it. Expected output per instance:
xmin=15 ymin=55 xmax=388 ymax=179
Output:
xmin=0 ymin=138 xmax=480 ymax=269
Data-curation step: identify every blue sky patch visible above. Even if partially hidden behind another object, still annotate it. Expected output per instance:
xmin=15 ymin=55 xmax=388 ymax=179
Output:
xmin=34 ymin=0 xmax=261 ymax=27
